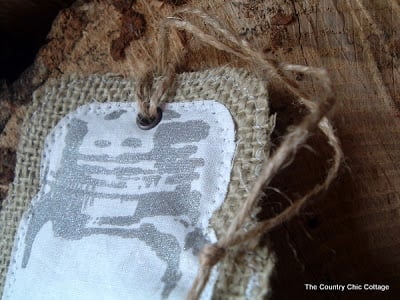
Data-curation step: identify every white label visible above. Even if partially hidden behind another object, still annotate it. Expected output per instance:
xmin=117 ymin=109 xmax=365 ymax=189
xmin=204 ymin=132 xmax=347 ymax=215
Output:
xmin=4 ymin=101 xmax=235 ymax=300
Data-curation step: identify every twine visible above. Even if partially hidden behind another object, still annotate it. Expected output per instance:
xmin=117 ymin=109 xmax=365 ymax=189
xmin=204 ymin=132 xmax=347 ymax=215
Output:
xmin=135 ymin=8 xmax=342 ymax=300
xmin=132 ymin=8 xmax=342 ymax=300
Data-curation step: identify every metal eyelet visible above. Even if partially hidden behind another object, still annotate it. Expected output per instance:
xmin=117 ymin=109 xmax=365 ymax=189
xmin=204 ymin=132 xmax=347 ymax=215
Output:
xmin=136 ymin=107 xmax=163 ymax=130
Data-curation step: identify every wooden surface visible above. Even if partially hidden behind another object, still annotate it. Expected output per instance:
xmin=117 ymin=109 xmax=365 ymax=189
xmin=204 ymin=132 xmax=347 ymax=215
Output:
xmin=1 ymin=0 xmax=399 ymax=299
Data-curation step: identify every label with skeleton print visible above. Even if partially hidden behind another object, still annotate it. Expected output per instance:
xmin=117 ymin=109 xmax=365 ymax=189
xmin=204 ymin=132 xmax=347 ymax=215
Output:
xmin=4 ymin=101 xmax=235 ymax=300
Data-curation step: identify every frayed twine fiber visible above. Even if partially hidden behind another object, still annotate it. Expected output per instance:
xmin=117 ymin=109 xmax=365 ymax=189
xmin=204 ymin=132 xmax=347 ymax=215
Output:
xmin=135 ymin=8 xmax=343 ymax=300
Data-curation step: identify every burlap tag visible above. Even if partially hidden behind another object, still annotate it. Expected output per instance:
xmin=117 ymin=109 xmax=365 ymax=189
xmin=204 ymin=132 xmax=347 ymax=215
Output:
xmin=0 ymin=67 xmax=275 ymax=299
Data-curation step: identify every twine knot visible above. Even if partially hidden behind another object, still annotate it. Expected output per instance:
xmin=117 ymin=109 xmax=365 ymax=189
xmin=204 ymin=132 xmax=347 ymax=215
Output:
xmin=199 ymin=244 xmax=226 ymax=268
xmin=135 ymin=65 xmax=177 ymax=130
xmin=134 ymin=7 xmax=342 ymax=300
xmin=136 ymin=69 xmax=158 ymax=119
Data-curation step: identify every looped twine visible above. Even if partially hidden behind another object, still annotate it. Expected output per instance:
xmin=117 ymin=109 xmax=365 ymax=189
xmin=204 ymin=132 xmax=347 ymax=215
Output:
xmin=136 ymin=65 xmax=176 ymax=119
xmin=135 ymin=7 xmax=343 ymax=300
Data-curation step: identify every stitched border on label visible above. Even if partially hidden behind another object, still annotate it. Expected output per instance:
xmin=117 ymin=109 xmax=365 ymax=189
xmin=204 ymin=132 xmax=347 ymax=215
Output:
xmin=0 ymin=67 xmax=275 ymax=298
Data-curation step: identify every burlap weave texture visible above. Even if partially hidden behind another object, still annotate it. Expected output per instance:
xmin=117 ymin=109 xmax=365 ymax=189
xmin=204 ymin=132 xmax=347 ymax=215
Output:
xmin=0 ymin=67 xmax=275 ymax=299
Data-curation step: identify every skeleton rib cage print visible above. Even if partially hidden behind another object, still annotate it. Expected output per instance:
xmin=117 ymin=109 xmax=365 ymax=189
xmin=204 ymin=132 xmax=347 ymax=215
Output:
xmin=20 ymin=105 xmax=230 ymax=299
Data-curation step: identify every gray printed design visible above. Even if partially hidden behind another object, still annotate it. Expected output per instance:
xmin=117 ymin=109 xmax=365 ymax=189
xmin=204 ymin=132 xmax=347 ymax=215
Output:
xmin=14 ymin=102 xmax=235 ymax=299
xmin=104 ymin=109 xmax=127 ymax=120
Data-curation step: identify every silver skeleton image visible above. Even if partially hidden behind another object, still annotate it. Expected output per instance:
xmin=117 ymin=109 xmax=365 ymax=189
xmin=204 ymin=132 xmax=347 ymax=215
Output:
xmin=22 ymin=107 xmax=215 ymax=299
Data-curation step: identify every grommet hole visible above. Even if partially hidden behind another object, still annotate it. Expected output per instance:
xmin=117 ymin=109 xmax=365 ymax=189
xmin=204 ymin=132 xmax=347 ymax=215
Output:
xmin=136 ymin=107 xmax=163 ymax=130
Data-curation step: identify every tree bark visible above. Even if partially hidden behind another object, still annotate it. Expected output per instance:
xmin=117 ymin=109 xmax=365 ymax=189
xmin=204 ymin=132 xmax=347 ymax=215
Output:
xmin=1 ymin=0 xmax=399 ymax=298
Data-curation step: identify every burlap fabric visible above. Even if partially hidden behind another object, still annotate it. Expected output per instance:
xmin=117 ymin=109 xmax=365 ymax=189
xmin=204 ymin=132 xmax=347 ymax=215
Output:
xmin=0 ymin=67 xmax=275 ymax=299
